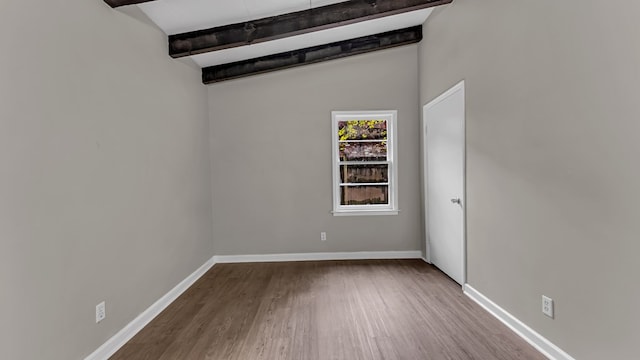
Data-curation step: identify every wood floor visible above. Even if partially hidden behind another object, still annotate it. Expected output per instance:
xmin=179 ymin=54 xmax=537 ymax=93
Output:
xmin=111 ymin=260 xmax=546 ymax=360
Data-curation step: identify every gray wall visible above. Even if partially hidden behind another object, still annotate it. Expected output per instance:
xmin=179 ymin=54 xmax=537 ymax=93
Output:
xmin=419 ymin=1 xmax=640 ymax=359
xmin=0 ymin=1 xmax=213 ymax=360
xmin=208 ymin=46 xmax=422 ymax=255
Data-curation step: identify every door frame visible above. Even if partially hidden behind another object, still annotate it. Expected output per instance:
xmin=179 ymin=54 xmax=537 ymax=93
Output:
xmin=422 ymin=80 xmax=467 ymax=286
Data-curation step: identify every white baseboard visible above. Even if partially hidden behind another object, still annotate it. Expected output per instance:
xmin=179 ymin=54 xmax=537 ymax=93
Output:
xmin=84 ymin=256 xmax=216 ymax=360
xmin=213 ymin=250 xmax=422 ymax=263
xmin=464 ymin=284 xmax=575 ymax=360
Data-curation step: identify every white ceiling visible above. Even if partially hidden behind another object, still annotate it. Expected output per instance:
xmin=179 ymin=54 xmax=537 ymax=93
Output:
xmin=138 ymin=0 xmax=350 ymax=35
xmin=137 ymin=0 xmax=432 ymax=68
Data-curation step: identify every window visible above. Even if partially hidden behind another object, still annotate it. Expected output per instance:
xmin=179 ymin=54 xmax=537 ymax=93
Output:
xmin=331 ymin=110 xmax=398 ymax=216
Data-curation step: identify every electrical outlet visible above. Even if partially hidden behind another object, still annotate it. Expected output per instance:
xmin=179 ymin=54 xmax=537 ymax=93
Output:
xmin=542 ymin=295 xmax=554 ymax=318
xmin=320 ymin=232 xmax=327 ymax=241
xmin=96 ymin=301 xmax=106 ymax=323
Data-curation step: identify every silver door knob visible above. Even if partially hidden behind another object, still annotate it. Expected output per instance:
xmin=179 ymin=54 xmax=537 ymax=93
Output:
xmin=450 ymin=198 xmax=461 ymax=205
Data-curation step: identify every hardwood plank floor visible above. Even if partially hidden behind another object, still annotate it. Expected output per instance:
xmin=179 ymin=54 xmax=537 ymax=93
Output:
xmin=111 ymin=260 xmax=546 ymax=360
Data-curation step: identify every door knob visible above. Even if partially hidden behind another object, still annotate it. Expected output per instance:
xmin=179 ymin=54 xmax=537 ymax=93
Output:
xmin=450 ymin=198 xmax=461 ymax=205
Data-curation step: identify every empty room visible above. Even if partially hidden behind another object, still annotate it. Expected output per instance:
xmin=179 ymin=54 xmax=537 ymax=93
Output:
xmin=1 ymin=0 xmax=638 ymax=359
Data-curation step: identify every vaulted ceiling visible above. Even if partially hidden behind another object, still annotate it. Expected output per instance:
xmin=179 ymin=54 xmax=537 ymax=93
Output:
xmin=104 ymin=0 xmax=452 ymax=83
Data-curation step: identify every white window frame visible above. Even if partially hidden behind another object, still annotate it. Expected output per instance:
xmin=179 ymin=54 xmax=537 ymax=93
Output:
xmin=331 ymin=110 xmax=399 ymax=216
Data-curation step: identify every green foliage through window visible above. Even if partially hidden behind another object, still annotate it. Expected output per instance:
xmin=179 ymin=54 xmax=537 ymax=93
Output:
xmin=338 ymin=120 xmax=387 ymax=141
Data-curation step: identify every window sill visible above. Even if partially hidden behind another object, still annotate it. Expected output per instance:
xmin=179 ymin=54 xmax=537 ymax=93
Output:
xmin=331 ymin=210 xmax=399 ymax=217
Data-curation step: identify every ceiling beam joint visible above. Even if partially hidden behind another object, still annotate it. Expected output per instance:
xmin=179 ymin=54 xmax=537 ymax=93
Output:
xmin=103 ymin=0 xmax=155 ymax=8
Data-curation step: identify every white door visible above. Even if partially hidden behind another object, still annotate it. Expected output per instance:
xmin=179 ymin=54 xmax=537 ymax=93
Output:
xmin=423 ymin=81 xmax=465 ymax=285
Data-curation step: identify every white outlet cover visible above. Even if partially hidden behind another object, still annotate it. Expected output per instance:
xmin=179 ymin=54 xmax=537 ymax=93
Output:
xmin=542 ymin=295 xmax=554 ymax=318
xmin=96 ymin=301 xmax=106 ymax=323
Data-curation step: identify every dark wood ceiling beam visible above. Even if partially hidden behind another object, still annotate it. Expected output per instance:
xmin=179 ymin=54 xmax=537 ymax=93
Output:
xmin=104 ymin=0 xmax=155 ymax=7
xmin=202 ymin=25 xmax=422 ymax=84
xmin=171 ymin=0 xmax=450 ymax=58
